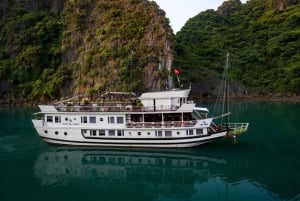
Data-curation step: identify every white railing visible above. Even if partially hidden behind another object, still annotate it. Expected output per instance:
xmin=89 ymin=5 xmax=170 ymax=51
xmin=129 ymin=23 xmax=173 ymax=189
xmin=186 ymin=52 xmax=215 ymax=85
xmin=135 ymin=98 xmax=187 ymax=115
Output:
xmin=126 ymin=121 xmax=197 ymax=128
xmin=55 ymin=104 xmax=179 ymax=112
xmin=224 ymin=123 xmax=249 ymax=136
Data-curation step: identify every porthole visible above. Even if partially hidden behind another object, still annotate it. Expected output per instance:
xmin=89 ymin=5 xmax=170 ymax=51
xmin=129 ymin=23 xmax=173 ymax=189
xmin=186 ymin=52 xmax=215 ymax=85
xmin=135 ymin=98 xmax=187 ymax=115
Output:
xmin=137 ymin=132 xmax=141 ymax=136
xmin=65 ymin=117 xmax=68 ymax=121
xmin=147 ymin=132 xmax=150 ymax=135
xmin=100 ymin=117 xmax=104 ymax=121
xmin=55 ymin=131 xmax=59 ymax=135
xmin=64 ymin=132 xmax=68 ymax=136
xmin=44 ymin=130 xmax=48 ymax=134
xmin=177 ymin=131 xmax=180 ymax=135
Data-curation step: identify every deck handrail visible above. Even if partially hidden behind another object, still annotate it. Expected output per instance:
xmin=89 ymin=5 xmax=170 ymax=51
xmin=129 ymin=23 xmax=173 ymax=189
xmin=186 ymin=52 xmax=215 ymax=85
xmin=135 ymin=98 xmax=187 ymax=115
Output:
xmin=224 ymin=122 xmax=249 ymax=129
xmin=224 ymin=122 xmax=249 ymax=136
xmin=55 ymin=104 xmax=178 ymax=112
xmin=126 ymin=120 xmax=197 ymax=128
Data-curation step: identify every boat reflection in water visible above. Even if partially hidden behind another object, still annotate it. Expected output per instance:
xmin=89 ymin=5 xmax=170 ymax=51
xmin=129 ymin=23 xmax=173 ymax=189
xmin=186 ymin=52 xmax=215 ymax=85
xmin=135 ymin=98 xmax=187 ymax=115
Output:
xmin=34 ymin=148 xmax=226 ymax=186
xmin=34 ymin=148 xmax=297 ymax=201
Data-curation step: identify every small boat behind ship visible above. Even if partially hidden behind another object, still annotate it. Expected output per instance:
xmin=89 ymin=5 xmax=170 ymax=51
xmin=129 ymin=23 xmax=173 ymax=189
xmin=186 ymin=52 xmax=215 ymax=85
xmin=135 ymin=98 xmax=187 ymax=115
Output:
xmin=32 ymin=88 xmax=232 ymax=148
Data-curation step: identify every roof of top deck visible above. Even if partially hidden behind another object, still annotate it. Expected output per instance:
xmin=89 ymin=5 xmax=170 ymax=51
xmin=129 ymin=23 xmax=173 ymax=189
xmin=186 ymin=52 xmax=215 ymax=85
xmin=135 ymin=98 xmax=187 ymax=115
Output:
xmin=139 ymin=89 xmax=191 ymax=100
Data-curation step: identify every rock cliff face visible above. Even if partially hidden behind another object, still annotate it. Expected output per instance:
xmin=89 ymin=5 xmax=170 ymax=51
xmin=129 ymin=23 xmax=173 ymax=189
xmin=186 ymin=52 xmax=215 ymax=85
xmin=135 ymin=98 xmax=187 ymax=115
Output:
xmin=0 ymin=0 xmax=174 ymax=103
xmin=272 ymin=0 xmax=299 ymax=10
xmin=61 ymin=0 xmax=174 ymax=98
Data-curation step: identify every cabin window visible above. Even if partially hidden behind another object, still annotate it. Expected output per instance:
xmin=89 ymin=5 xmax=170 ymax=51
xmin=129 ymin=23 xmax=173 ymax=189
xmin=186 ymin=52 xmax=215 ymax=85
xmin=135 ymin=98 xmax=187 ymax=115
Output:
xmin=99 ymin=130 xmax=105 ymax=136
xmin=165 ymin=131 xmax=172 ymax=137
xmin=196 ymin=129 xmax=203 ymax=135
xmin=137 ymin=132 xmax=141 ymax=136
xmin=90 ymin=130 xmax=97 ymax=136
xmin=90 ymin=116 xmax=96 ymax=124
xmin=155 ymin=130 xmax=162 ymax=137
xmin=46 ymin=116 xmax=53 ymax=122
xmin=117 ymin=130 xmax=124 ymax=136
xmin=81 ymin=116 xmax=88 ymax=123
xmin=55 ymin=116 xmax=61 ymax=123
xmin=186 ymin=129 xmax=194 ymax=135
xmin=117 ymin=117 xmax=124 ymax=124
xmin=108 ymin=117 xmax=115 ymax=124
xmin=108 ymin=130 xmax=115 ymax=136
xmin=100 ymin=117 xmax=104 ymax=122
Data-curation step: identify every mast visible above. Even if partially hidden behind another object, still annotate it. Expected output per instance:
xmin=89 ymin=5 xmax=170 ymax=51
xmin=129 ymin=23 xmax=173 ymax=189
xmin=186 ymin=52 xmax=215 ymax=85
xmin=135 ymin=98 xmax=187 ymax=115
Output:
xmin=225 ymin=52 xmax=230 ymax=126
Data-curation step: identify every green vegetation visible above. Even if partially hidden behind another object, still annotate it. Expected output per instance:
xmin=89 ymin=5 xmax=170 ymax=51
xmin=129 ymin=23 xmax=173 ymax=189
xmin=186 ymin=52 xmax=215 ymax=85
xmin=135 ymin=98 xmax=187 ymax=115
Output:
xmin=174 ymin=0 xmax=300 ymax=95
xmin=0 ymin=0 xmax=299 ymax=104
xmin=0 ymin=3 xmax=69 ymax=102
xmin=0 ymin=0 xmax=173 ymax=103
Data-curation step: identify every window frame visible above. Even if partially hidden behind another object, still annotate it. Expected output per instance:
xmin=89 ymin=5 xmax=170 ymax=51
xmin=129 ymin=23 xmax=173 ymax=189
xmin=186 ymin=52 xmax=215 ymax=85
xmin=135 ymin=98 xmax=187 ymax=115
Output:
xmin=46 ymin=115 xmax=53 ymax=123
xmin=117 ymin=116 xmax=124 ymax=124
xmin=89 ymin=116 xmax=96 ymax=124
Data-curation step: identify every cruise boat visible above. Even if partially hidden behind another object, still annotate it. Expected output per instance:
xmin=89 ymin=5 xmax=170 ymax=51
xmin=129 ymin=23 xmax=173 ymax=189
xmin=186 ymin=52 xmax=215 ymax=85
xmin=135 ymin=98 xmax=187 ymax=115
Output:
xmin=32 ymin=88 xmax=232 ymax=148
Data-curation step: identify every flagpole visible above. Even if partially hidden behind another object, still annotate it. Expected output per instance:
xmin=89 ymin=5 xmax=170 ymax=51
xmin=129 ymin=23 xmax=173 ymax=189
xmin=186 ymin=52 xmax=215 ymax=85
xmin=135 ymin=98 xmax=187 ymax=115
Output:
xmin=174 ymin=68 xmax=181 ymax=88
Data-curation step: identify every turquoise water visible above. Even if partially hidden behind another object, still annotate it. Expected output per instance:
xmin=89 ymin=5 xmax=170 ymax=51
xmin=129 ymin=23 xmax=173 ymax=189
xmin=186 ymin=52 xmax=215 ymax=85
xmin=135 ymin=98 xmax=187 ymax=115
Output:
xmin=0 ymin=102 xmax=299 ymax=201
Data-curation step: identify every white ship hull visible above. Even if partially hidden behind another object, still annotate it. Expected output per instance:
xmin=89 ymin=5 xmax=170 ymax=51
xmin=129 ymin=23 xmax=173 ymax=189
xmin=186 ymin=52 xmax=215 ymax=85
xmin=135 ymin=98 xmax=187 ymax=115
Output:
xmin=32 ymin=89 xmax=230 ymax=148
xmin=32 ymin=119 xmax=227 ymax=148
xmin=41 ymin=135 xmax=224 ymax=148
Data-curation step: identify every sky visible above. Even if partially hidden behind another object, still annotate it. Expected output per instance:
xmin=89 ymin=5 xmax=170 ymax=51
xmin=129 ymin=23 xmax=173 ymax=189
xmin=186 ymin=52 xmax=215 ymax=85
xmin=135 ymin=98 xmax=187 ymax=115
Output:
xmin=152 ymin=0 xmax=248 ymax=33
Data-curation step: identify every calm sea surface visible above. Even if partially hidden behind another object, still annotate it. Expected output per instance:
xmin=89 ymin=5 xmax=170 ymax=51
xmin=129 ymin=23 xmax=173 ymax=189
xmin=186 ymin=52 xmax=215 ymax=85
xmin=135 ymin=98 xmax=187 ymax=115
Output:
xmin=0 ymin=102 xmax=299 ymax=201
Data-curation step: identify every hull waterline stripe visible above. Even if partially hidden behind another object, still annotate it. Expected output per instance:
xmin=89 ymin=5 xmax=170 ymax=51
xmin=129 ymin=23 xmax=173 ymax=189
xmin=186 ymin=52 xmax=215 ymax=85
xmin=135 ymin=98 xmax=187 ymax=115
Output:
xmin=40 ymin=135 xmax=225 ymax=146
